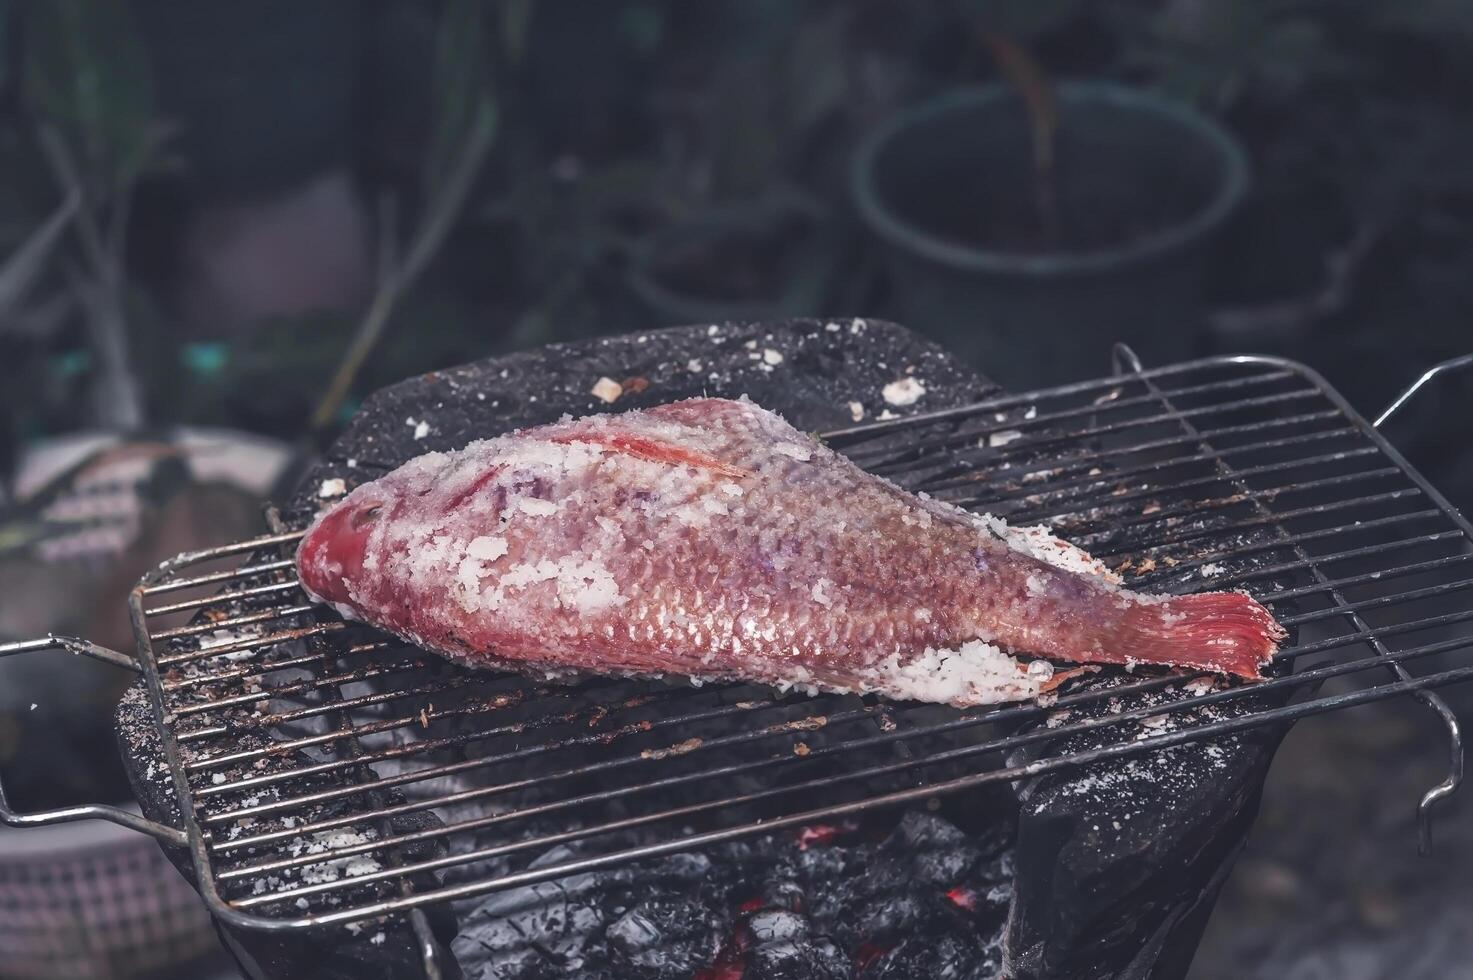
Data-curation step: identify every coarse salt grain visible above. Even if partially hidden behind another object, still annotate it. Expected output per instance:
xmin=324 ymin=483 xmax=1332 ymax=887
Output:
xmin=847 ymin=401 xmax=864 ymax=422
xmin=318 ymin=478 xmax=347 ymax=498
xmin=865 ymin=640 xmax=1056 ymax=705
xmin=882 ymin=378 xmax=925 ymax=406
xmin=590 ymin=377 xmax=623 ymax=403
xmin=976 ymin=513 xmax=1121 ymax=584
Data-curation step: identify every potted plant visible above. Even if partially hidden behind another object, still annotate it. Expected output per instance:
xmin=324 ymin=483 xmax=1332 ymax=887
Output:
xmin=851 ymin=58 xmax=1249 ymax=386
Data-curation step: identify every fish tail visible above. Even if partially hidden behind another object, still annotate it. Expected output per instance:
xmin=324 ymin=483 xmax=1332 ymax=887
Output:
xmin=1118 ymin=592 xmax=1284 ymax=679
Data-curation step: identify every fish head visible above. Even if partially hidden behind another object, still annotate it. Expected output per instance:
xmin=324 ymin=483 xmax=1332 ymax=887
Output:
xmin=296 ymin=492 xmax=393 ymax=607
xmin=296 ymin=452 xmax=505 ymax=608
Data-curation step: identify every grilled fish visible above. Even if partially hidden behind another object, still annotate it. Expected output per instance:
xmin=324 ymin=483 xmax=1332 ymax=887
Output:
xmin=296 ymin=398 xmax=1282 ymax=706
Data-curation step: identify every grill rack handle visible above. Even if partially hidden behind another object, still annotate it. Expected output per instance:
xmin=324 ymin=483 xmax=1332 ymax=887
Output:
xmin=1375 ymin=352 xmax=1473 ymax=428
xmin=0 ymin=635 xmax=188 ymax=847
xmin=1116 ymin=342 xmax=1467 ymax=854
xmin=1372 ymin=351 xmax=1473 ymax=853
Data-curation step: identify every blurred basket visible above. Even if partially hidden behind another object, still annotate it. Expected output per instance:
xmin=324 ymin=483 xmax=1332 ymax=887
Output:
xmin=0 ymin=806 xmax=220 ymax=980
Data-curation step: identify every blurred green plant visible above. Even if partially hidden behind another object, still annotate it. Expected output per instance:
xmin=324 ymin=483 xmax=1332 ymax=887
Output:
xmin=24 ymin=0 xmax=170 ymax=429
xmin=310 ymin=0 xmax=498 ymax=432
xmin=0 ymin=0 xmax=170 ymax=454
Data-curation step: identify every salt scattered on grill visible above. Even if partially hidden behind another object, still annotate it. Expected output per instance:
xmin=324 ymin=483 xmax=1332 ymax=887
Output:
xmin=286 ymin=829 xmax=387 ymax=887
xmin=988 ymin=429 xmax=1022 ymax=447
xmin=195 ymin=625 xmax=267 ymax=662
xmin=1200 ymin=562 xmax=1226 ymax=577
xmin=847 ymin=400 xmax=865 ymax=422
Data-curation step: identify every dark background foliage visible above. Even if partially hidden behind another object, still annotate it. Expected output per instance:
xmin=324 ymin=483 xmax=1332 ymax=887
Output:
xmin=1 ymin=1 xmax=1470 ymax=455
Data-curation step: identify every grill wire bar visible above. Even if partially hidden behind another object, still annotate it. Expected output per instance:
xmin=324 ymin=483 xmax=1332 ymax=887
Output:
xmin=124 ymin=353 xmax=1473 ymax=937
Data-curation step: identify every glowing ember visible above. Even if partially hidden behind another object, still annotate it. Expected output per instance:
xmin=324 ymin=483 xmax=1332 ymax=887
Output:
xmin=795 ymin=821 xmax=855 ymax=850
xmin=945 ymin=886 xmax=978 ymax=911
xmin=856 ymin=941 xmax=890 ymax=969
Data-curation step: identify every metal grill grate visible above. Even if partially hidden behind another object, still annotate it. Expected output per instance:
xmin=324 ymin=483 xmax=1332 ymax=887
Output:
xmin=126 ymin=354 xmax=1473 ymax=934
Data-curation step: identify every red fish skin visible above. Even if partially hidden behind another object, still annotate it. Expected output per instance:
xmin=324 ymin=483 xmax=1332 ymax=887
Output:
xmin=297 ymin=398 xmax=1283 ymax=706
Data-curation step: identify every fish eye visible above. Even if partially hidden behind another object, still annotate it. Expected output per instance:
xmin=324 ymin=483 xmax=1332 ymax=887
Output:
xmin=351 ymin=503 xmax=384 ymax=529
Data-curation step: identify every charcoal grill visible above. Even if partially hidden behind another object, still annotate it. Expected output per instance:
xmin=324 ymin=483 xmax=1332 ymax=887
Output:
xmin=4 ymin=347 xmax=1473 ymax=978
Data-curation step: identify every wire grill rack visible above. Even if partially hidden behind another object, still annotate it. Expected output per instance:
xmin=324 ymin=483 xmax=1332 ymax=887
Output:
xmin=47 ymin=353 xmax=1473 ymax=937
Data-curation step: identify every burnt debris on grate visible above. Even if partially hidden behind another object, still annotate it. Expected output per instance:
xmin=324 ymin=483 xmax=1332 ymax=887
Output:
xmin=119 ymin=337 xmax=1473 ymax=978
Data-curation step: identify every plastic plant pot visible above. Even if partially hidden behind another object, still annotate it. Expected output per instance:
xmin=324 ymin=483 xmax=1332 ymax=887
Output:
xmin=851 ymin=82 xmax=1250 ymax=386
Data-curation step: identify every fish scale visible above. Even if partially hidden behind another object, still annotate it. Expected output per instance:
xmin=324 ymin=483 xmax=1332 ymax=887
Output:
xmin=297 ymin=398 xmax=1282 ymax=706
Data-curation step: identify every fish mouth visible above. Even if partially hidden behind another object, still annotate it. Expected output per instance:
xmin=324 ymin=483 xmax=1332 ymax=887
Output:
xmin=299 ymin=497 xmax=387 ymax=605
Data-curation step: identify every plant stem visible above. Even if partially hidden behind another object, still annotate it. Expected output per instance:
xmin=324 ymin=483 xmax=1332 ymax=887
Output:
xmin=978 ymin=31 xmax=1061 ymax=247
xmin=38 ymin=125 xmax=143 ymax=429
xmin=310 ymin=101 xmax=496 ymax=432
